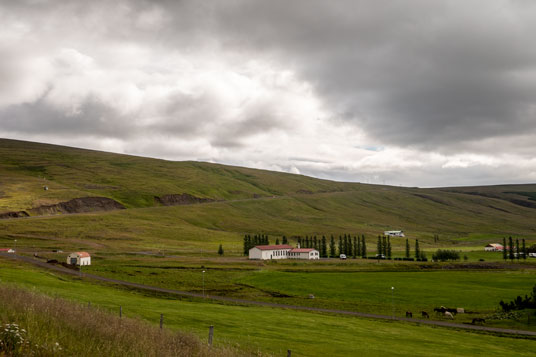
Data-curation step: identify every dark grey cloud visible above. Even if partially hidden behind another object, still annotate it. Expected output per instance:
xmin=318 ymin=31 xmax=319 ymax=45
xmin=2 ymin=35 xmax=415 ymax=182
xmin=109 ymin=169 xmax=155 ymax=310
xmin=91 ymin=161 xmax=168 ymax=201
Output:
xmin=1 ymin=0 xmax=536 ymax=186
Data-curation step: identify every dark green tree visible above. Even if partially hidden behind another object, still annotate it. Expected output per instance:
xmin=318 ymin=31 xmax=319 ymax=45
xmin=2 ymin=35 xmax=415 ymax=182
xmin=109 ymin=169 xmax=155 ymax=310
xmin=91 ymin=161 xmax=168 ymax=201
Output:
xmin=330 ymin=235 xmax=336 ymax=258
xmin=243 ymin=235 xmax=248 ymax=255
xmin=503 ymin=237 xmax=507 ymax=261
xmin=314 ymin=236 xmax=318 ymax=250
xmin=338 ymin=236 xmax=343 ymax=256
xmin=218 ymin=244 xmax=224 ymax=256
xmin=361 ymin=236 xmax=367 ymax=258
xmin=377 ymin=236 xmax=382 ymax=257
xmin=298 ymin=237 xmax=302 ymax=248
xmin=347 ymin=236 xmax=353 ymax=257
xmin=282 ymin=235 xmax=288 ymax=244
xmin=356 ymin=236 xmax=361 ymax=257
xmin=405 ymin=239 xmax=410 ymax=259
xmin=415 ymin=240 xmax=420 ymax=260
xmin=522 ymin=239 xmax=527 ymax=260
xmin=353 ymin=236 xmax=357 ymax=259
xmin=343 ymin=235 xmax=348 ymax=255
xmin=516 ymin=239 xmax=520 ymax=261
xmin=509 ymin=236 xmax=514 ymax=261
xmin=275 ymin=238 xmax=280 ymax=245
xmin=321 ymin=236 xmax=327 ymax=258
xmin=382 ymin=236 xmax=387 ymax=256
xmin=387 ymin=237 xmax=392 ymax=259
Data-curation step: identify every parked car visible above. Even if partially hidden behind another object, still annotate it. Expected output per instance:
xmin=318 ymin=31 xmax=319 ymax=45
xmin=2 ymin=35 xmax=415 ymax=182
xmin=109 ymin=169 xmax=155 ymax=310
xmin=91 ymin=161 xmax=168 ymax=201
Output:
xmin=339 ymin=254 xmax=347 ymax=260
xmin=375 ymin=254 xmax=386 ymax=259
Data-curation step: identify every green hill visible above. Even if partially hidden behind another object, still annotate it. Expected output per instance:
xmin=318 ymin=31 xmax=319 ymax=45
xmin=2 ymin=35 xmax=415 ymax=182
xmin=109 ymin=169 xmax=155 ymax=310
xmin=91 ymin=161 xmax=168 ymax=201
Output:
xmin=1 ymin=138 xmax=536 ymax=254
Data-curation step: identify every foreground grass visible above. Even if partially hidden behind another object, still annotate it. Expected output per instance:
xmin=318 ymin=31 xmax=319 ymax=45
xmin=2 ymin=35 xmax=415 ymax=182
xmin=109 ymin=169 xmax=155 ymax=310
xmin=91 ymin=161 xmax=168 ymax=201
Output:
xmin=1 ymin=258 xmax=535 ymax=356
xmin=0 ymin=285 xmax=234 ymax=357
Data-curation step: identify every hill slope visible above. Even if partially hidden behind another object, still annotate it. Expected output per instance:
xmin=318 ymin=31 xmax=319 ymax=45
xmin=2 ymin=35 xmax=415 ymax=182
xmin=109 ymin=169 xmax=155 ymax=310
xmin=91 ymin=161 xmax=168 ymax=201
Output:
xmin=1 ymin=138 xmax=536 ymax=251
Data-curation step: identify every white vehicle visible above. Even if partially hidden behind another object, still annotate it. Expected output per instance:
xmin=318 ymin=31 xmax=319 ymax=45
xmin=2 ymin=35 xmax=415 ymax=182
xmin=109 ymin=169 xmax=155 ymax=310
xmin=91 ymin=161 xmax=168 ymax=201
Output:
xmin=529 ymin=253 xmax=536 ymax=258
xmin=339 ymin=254 xmax=347 ymax=260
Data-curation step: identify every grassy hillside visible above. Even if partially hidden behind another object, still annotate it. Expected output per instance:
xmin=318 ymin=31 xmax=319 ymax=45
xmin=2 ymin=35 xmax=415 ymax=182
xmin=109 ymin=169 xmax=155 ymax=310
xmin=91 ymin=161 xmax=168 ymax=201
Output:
xmin=1 ymin=138 xmax=536 ymax=256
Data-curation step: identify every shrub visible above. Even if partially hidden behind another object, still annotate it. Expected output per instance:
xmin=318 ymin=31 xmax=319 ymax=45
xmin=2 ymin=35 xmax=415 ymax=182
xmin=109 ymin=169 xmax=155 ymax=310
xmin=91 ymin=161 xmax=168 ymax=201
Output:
xmin=432 ymin=249 xmax=460 ymax=262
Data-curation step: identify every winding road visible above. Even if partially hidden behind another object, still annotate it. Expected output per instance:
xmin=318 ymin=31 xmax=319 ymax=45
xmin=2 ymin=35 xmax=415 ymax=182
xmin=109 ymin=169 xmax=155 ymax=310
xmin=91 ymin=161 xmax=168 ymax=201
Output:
xmin=1 ymin=252 xmax=535 ymax=337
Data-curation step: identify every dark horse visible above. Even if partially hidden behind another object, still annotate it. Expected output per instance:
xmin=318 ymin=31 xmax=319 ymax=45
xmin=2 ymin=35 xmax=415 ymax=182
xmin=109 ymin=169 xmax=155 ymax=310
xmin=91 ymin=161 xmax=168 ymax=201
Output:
xmin=421 ymin=311 xmax=429 ymax=318
xmin=405 ymin=311 xmax=413 ymax=318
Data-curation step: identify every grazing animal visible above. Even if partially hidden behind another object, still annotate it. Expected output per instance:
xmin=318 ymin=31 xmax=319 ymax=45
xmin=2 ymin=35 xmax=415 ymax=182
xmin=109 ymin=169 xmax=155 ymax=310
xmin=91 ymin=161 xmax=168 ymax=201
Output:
xmin=406 ymin=311 xmax=413 ymax=318
xmin=472 ymin=318 xmax=485 ymax=325
xmin=444 ymin=311 xmax=454 ymax=319
xmin=421 ymin=311 xmax=429 ymax=319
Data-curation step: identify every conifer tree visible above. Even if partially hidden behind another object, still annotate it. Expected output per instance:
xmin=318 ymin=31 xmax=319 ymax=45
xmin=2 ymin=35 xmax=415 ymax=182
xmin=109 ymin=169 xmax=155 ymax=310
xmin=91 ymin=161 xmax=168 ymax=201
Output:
xmin=387 ymin=237 xmax=392 ymax=259
xmin=382 ymin=236 xmax=387 ymax=256
xmin=276 ymin=238 xmax=280 ymax=245
xmin=298 ymin=237 xmax=302 ymax=248
xmin=321 ymin=236 xmax=327 ymax=258
xmin=516 ymin=239 xmax=520 ymax=260
xmin=348 ymin=236 xmax=353 ymax=257
xmin=522 ymin=238 xmax=527 ymax=260
xmin=218 ymin=244 xmax=224 ymax=256
xmin=357 ymin=236 xmax=361 ymax=257
xmin=405 ymin=239 xmax=410 ymax=259
xmin=314 ymin=236 xmax=318 ymax=250
xmin=338 ymin=236 xmax=343 ymax=256
xmin=509 ymin=236 xmax=514 ymax=261
xmin=282 ymin=235 xmax=288 ymax=244
xmin=353 ymin=236 xmax=357 ymax=259
xmin=415 ymin=240 xmax=420 ymax=260
xmin=361 ymin=236 xmax=367 ymax=258
xmin=265 ymin=235 xmax=270 ymax=245
xmin=503 ymin=237 xmax=507 ymax=261
xmin=377 ymin=236 xmax=382 ymax=257
xmin=243 ymin=235 xmax=248 ymax=255
xmin=330 ymin=235 xmax=336 ymax=258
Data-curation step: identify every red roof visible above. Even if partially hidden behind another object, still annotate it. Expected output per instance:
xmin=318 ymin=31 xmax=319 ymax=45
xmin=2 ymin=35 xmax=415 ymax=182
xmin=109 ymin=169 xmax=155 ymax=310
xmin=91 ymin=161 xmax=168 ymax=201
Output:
xmin=75 ymin=251 xmax=91 ymax=258
xmin=0 ymin=248 xmax=12 ymax=251
xmin=290 ymin=248 xmax=317 ymax=253
xmin=253 ymin=245 xmax=293 ymax=251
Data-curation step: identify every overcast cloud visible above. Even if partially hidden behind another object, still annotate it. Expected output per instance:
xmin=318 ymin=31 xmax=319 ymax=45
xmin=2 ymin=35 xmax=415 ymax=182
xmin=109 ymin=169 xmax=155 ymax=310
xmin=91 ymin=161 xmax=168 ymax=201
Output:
xmin=1 ymin=0 xmax=536 ymax=187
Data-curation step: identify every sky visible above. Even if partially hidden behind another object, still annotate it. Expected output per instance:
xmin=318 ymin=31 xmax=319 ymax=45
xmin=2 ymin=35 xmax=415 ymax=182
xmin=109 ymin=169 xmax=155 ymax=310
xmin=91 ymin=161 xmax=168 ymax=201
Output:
xmin=1 ymin=0 xmax=536 ymax=187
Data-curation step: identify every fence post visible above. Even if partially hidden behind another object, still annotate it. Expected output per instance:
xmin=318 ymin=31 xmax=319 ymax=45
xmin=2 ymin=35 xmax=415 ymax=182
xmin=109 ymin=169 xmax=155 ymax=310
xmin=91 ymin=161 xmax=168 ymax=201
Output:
xmin=160 ymin=314 xmax=164 ymax=329
xmin=208 ymin=325 xmax=214 ymax=346
xmin=119 ymin=305 xmax=122 ymax=318
xmin=287 ymin=349 xmax=292 ymax=357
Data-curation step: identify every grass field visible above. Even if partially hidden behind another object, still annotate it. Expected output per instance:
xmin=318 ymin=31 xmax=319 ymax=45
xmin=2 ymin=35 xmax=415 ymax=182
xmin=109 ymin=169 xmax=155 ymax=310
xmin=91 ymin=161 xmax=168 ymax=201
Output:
xmin=1 ymin=258 xmax=535 ymax=356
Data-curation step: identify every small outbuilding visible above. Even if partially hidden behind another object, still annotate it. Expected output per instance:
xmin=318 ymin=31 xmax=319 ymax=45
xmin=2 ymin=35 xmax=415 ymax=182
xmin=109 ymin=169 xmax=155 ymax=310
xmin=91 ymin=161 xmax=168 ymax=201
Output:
xmin=288 ymin=248 xmax=320 ymax=260
xmin=485 ymin=243 xmax=504 ymax=252
xmin=0 ymin=248 xmax=15 ymax=253
xmin=67 ymin=252 xmax=91 ymax=266
xmin=384 ymin=230 xmax=405 ymax=237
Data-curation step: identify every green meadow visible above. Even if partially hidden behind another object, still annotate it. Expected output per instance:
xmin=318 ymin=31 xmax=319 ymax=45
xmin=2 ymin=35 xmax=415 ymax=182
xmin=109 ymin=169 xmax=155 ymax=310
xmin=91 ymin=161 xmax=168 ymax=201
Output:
xmin=1 ymin=259 xmax=535 ymax=356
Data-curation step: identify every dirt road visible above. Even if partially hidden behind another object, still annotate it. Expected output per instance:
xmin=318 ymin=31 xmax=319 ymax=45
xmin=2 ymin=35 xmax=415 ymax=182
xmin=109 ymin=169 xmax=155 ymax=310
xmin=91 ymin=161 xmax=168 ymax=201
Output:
xmin=1 ymin=253 xmax=535 ymax=337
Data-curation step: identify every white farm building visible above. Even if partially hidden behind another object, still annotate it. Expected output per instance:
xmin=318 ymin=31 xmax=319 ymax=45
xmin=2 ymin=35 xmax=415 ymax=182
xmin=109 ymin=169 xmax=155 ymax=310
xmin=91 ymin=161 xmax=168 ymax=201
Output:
xmin=384 ymin=230 xmax=405 ymax=237
xmin=249 ymin=245 xmax=319 ymax=260
xmin=485 ymin=243 xmax=504 ymax=252
xmin=67 ymin=252 xmax=91 ymax=266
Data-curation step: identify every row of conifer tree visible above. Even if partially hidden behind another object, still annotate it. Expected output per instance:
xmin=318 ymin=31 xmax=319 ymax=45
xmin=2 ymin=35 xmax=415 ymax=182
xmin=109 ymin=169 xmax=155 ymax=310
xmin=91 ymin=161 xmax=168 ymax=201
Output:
xmin=502 ymin=237 xmax=528 ymax=261
xmin=243 ymin=234 xmax=425 ymax=259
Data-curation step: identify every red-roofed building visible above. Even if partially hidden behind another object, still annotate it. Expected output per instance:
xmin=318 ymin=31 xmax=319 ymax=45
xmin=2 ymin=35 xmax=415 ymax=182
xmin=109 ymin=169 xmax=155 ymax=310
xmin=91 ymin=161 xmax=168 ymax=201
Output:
xmin=288 ymin=248 xmax=319 ymax=260
xmin=248 ymin=244 xmax=319 ymax=260
xmin=67 ymin=252 xmax=91 ymax=266
xmin=0 ymin=248 xmax=15 ymax=253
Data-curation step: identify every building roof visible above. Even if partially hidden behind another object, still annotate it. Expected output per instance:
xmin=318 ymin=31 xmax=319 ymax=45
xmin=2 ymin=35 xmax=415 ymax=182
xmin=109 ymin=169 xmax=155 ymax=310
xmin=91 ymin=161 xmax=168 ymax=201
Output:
xmin=74 ymin=251 xmax=91 ymax=257
xmin=486 ymin=243 xmax=503 ymax=248
xmin=290 ymin=248 xmax=317 ymax=253
xmin=252 ymin=245 xmax=293 ymax=251
xmin=0 ymin=248 xmax=13 ymax=251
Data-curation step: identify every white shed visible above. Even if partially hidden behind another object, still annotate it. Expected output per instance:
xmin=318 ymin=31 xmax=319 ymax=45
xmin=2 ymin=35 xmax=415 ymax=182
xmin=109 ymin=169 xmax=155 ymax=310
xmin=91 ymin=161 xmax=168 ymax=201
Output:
xmin=67 ymin=252 xmax=91 ymax=266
